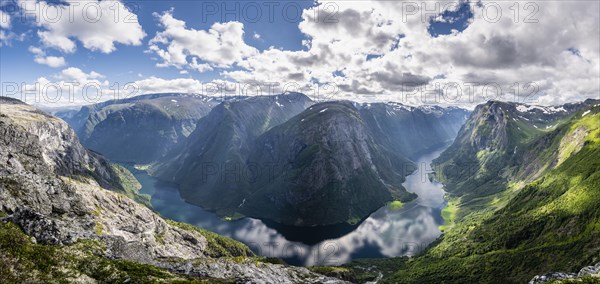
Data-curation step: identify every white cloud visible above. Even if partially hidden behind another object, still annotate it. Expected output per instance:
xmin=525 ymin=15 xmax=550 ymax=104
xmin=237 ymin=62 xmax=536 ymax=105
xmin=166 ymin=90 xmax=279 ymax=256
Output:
xmin=14 ymin=70 xmax=210 ymax=106
xmin=18 ymin=1 xmax=598 ymax=107
xmin=34 ymin=56 xmax=67 ymax=68
xmin=58 ymin=67 xmax=104 ymax=82
xmin=14 ymin=68 xmax=110 ymax=106
xmin=133 ymin=76 xmax=203 ymax=94
xmin=0 ymin=10 xmax=10 ymax=29
xmin=253 ymin=32 xmax=261 ymax=39
xmin=18 ymin=0 xmax=145 ymax=53
xmin=29 ymin=46 xmax=66 ymax=68
xmin=224 ymin=0 xmax=600 ymax=106
xmin=148 ymin=10 xmax=257 ymax=71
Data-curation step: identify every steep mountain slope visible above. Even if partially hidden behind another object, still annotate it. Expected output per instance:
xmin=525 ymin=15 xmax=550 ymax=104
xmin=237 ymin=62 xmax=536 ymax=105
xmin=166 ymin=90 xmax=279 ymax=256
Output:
xmin=433 ymin=99 xmax=598 ymax=205
xmin=0 ymin=97 xmax=148 ymax=206
xmin=357 ymin=103 xmax=469 ymax=159
xmin=0 ymin=98 xmax=345 ymax=283
xmin=153 ymin=93 xmax=314 ymax=215
xmin=382 ymin=101 xmax=600 ymax=283
xmin=241 ymin=101 xmax=417 ymax=226
xmin=61 ymin=93 xmax=222 ymax=163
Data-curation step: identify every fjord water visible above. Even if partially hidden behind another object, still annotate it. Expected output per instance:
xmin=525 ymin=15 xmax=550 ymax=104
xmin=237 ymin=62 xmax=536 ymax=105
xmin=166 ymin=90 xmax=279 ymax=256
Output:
xmin=127 ymin=147 xmax=447 ymax=266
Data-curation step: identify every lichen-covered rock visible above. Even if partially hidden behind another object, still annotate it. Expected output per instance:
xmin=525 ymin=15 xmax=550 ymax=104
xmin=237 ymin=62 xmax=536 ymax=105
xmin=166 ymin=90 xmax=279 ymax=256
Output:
xmin=577 ymin=262 xmax=600 ymax=278
xmin=529 ymin=262 xmax=600 ymax=283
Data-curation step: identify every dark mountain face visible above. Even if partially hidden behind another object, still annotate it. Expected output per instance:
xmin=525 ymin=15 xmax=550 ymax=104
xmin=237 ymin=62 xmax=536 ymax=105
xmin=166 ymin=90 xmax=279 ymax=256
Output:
xmin=152 ymin=93 xmax=315 ymax=215
xmin=241 ymin=101 xmax=417 ymax=226
xmin=59 ymin=93 xmax=223 ymax=163
xmin=154 ymin=95 xmax=470 ymax=226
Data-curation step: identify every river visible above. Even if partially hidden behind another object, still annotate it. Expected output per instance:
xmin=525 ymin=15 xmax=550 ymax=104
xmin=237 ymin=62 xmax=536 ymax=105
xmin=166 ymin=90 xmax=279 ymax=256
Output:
xmin=125 ymin=147 xmax=447 ymax=266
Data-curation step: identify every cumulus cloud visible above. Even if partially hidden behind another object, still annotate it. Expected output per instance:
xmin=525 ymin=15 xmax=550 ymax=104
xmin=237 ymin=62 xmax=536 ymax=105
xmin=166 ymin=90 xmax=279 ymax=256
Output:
xmin=13 ymin=69 xmax=212 ymax=106
xmin=222 ymin=0 xmax=600 ymax=106
xmin=58 ymin=67 xmax=104 ymax=82
xmin=18 ymin=0 xmax=145 ymax=53
xmin=133 ymin=77 xmax=203 ymax=94
xmin=12 ymin=68 xmax=110 ymax=106
xmin=148 ymin=10 xmax=257 ymax=71
xmin=21 ymin=1 xmax=596 ymax=107
xmin=29 ymin=46 xmax=67 ymax=68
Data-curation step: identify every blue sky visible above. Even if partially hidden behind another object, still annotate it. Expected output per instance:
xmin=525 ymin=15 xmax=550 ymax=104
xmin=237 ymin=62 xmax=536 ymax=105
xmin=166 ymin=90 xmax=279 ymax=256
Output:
xmin=1 ymin=0 xmax=315 ymax=84
xmin=0 ymin=0 xmax=598 ymax=107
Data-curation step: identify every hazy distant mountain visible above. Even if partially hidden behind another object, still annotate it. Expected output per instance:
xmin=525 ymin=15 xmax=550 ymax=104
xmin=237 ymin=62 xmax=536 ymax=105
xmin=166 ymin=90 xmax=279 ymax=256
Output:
xmin=356 ymin=102 xmax=469 ymax=159
xmin=59 ymin=93 xmax=224 ymax=163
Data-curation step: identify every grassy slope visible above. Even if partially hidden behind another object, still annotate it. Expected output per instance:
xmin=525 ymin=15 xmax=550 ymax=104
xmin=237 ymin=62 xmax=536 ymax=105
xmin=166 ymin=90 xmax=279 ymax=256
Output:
xmin=165 ymin=220 xmax=253 ymax=258
xmin=107 ymin=163 xmax=152 ymax=207
xmin=382 ymin=108 xmax=600 ymax=283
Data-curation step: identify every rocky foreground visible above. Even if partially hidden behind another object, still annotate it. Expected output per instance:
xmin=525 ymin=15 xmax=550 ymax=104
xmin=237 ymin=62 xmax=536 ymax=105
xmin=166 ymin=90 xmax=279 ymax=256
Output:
xmin=529 ymin=262 xmax=600 ymax=283
xmin=0 ymin=97 xmax=345 ymax=283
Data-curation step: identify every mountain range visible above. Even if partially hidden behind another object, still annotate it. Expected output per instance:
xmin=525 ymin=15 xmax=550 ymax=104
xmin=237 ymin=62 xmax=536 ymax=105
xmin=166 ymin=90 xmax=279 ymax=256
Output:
xmin=150 ymin=94 xmax=469 ymax=225
xmin=3 ymin=93 xmax=599 ymax=283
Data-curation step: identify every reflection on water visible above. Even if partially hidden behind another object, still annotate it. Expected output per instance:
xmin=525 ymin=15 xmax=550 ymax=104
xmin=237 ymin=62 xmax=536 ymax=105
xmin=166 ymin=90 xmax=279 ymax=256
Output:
xmin=126 ymin=147 xmax=447 ymax=266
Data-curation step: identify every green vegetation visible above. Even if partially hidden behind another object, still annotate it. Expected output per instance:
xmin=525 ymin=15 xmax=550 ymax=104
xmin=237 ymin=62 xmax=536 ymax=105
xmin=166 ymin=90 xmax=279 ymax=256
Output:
xmin=439 ymin=198 xmax=458 ymax=231
xmin=94 ymin=221 xmax=104 ymax=235
xmin=312 ymin=257 xmax=409 ymax=283
xmin=388 ymin=200 xmax=404 ymax=211
xmin=165 ymin=220 xmax=254 ymax=258
xmin=109 ymin=163 xmax=152 ymax=207
xmin=382 ymin=108 xmax=600 ymax=283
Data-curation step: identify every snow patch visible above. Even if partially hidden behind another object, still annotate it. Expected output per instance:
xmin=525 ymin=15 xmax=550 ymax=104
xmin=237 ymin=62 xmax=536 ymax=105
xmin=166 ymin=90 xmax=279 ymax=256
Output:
xmin=171 ymin=99 xmax=178 ymax=103
xmin=581 ymin=110 xmax=591 ymax=117
xmin=319 ymin=108 xmax=328 ymax=113
xmin=516 ymin=104 xmax=567 ymax=114
xmin=387 ymin=102 xmax=414 ymax=111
